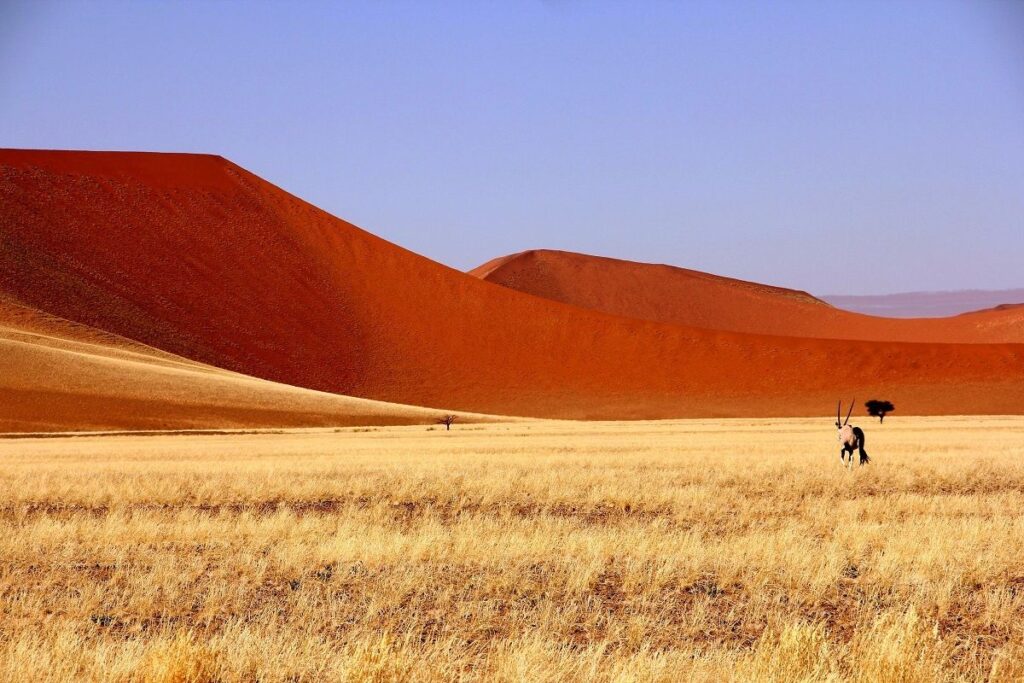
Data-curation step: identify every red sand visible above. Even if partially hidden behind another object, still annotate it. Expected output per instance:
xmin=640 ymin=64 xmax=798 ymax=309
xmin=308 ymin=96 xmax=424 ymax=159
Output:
xmin=471 ymin=250 xmax=1024 ymax=343
xmin=2 ymin=149 xmax=1023 ymax=422
xmin=0 ymin=296 xmax=469 ymax=432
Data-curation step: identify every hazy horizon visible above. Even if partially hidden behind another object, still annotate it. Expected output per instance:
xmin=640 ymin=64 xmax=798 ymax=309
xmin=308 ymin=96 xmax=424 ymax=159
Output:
xmin=2 ymin=0 xmax=1022 ymax=295
xmin=821 ymin=288 xmax=1024 ymax=317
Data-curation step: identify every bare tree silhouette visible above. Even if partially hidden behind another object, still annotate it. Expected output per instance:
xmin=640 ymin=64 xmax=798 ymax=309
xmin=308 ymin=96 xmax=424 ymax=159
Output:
xmin=437 ymin=415 xmax=457 ymax=431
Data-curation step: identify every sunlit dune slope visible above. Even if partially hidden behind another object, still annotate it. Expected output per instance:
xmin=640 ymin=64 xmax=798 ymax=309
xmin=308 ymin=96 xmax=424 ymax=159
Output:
xmin=471 ymin=249 xmax=1024 ymax=343
xmin=2 ymin=149 xmax=1023 ymax=419
xmin=0 ymin=298 xmax=478 ymax=432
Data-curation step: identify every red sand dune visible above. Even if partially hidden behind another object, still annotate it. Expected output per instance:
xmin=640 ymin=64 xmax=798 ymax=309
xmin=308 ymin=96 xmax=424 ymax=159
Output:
xmin=0 ymin=296 xmax=476 ymax=432
xmin=2 ymin=149 xmax=1023 ymax=422
xmin=471 ymin=250 xmax=1024 ymax=343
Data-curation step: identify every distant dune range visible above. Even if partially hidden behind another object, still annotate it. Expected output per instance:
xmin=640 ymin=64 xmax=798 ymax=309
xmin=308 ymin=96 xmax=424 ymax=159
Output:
xmin=471 ymin=250 xmax=1024 ymax=343
xmin=822 ymin=290 xmax=1024 ymax=319
xmin=1 ymin=149 xmax=1023 ymax=429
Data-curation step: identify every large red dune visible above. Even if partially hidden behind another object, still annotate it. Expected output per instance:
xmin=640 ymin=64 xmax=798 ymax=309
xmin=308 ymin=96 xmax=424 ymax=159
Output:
xmin=471 ymin=250 xmax=1024 ymax=343
xmin=2 ymin=149 xmax=1023 ymax=423
xmin=0 ymin=296 xmax=479 ymax=432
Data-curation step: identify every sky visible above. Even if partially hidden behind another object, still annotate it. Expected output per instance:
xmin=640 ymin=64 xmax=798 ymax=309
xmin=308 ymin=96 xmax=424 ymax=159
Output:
xmin=2 ymin=1 xmax=1022 ymax=296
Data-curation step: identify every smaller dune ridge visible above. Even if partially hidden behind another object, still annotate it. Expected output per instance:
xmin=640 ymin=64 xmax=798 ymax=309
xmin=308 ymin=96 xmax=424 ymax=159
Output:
xmin=471 ymin=249 xmax=1024 ymax=344
xmin=958 ymin=302 xmax=1024 ymax=315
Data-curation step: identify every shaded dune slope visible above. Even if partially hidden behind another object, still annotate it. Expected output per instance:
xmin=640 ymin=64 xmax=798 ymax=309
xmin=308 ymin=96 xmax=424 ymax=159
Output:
xmin=471 ymin=250 xmax=1024 ymax=343
xmin=0 ymin=297 xmax=479 ymax=432
xmin=2 ymin=149 xmax=1023 ymax=419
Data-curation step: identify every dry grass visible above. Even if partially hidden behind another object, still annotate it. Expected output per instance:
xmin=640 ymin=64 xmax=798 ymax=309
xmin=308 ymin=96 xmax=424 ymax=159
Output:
xmin=1 ymin=416 xmax=1023 ymax=682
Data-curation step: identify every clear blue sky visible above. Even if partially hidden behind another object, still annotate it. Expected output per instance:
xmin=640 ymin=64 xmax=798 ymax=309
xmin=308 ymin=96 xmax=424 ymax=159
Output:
xmin=2 ymin=1 xmax=1022 ymax=295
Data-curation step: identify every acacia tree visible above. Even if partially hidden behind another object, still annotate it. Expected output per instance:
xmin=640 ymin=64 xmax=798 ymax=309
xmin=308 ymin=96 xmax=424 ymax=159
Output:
xmin=437 ymin=415 xmax=457 ymax=431
xmin=865 ymin=400 xmax=895 ymax=423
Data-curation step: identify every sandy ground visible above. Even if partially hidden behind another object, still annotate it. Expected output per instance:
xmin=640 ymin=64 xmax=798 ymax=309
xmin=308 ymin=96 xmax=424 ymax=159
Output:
xmin=1 ymin=416 xmax=1023 ymax=681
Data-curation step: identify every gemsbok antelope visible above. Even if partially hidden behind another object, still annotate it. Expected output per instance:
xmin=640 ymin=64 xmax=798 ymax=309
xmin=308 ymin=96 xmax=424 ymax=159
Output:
xmin=836 ymin=399 xmax=870 ymax=467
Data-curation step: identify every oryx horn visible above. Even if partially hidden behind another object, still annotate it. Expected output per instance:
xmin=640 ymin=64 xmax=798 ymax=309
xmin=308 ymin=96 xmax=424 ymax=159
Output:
xmin=844 ymin=397 xmax=855 ymax=426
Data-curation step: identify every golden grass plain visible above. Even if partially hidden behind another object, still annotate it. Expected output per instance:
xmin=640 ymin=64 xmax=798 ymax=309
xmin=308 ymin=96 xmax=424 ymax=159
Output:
xmin=1 ymin=416 xmax=1023 ymax=682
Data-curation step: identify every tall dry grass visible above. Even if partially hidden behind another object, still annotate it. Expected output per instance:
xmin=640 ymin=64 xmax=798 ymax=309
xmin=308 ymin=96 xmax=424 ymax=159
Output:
xmin=1 ymin=417 xmax=1023 ymax=681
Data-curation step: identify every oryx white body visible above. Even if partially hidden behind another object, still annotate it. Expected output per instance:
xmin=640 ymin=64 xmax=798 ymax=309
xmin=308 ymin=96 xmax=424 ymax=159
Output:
xmin=836 ymin=399 xmax=869 ymax=468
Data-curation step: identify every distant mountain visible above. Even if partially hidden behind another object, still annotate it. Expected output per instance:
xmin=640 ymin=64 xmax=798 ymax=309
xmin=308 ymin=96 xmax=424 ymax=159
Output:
xmin=822 ymin=290 xmax=1024 ymax=318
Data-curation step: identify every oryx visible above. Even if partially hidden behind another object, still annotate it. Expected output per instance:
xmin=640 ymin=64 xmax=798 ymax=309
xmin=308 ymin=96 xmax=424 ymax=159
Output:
xmin=836 ymin=399 xmax=870 ymax=467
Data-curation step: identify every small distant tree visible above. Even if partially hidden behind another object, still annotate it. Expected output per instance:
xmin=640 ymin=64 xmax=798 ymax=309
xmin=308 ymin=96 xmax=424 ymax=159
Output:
xmin=865 ymin=400 xmax=895 ymax=423
xmin=437 ymin=414 xmax=457 ymax=431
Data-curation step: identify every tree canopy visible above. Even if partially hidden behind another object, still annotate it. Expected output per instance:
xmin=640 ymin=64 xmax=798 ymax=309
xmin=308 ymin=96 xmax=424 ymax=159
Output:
xmin=865 ymin=400 xmax=895 ymax=422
